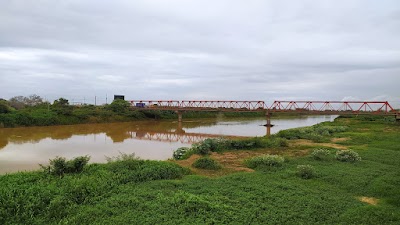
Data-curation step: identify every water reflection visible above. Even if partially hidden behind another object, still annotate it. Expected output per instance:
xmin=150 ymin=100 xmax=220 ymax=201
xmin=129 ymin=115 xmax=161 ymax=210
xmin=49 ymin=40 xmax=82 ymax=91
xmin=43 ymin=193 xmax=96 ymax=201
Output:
xmin=0 ymin=120 xmax=232 ymax=149
xmin=0 ymin=115 xmax=337 ymax=174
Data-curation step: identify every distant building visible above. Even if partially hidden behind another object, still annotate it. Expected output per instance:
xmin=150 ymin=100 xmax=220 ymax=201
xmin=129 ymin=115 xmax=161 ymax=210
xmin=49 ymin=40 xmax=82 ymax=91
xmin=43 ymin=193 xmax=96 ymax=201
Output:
xmin=114 ymin=95 xmax=125 ymax=100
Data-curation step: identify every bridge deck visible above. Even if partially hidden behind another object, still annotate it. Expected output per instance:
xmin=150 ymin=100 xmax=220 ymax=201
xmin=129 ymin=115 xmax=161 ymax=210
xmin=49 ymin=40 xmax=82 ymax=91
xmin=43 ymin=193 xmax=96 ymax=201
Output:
xmin=128 ymin=100 xmax=399 ymax=115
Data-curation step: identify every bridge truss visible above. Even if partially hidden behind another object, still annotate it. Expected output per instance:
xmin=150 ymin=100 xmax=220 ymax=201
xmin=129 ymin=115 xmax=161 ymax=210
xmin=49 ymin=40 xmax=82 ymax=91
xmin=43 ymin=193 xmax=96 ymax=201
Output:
xmin=129 ymin=100 xmax=397 ymax=115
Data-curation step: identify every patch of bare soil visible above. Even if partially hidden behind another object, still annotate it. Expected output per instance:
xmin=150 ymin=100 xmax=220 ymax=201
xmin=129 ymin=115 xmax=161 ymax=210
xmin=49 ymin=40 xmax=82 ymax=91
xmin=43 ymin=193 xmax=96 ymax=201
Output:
xmin=331 ymin=137 xmax=350 ymax=143
xmin=290 ymin=139 xmax=348 ymax=150
xmin=358 ymin=196 xmax=379 ymax=205
xmin=173 ymin=147 xmax=314 ymax=177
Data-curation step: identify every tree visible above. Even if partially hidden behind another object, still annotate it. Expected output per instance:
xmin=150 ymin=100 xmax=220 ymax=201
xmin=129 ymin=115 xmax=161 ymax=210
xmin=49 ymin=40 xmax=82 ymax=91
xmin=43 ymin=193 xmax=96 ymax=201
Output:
xmin=108 ymin=99 xmax=131 ymax=114
xmin=25 ymin=94 xmax=43 ymax=106
xmin=53 ymin=98 xmax=69 ymax=107
xmin=8 ymin=94 xmax=44 ymax=109
xmin=9 ymin=96 xmax=26 ymax=109
xmin=52 ymin=98 xmax=72 ymax=115
xmin=0 ymin=100 xmax=13 ymax=114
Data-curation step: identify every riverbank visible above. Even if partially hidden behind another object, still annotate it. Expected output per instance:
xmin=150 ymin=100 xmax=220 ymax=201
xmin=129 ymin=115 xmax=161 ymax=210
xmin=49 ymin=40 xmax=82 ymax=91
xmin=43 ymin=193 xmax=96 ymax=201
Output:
xmin=0 ymin=98 xmax=331 ymax=128
xmin=1 ymin=116 xmax=399 ymax=224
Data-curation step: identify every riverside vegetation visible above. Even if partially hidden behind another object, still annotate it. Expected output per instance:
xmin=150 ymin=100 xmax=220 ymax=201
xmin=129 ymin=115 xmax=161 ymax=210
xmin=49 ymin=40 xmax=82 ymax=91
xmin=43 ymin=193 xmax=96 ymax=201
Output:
xmin=0 ymin=95 xmax=267 ymax=128
xmin=1 ymin=106 xmax=400 ymax=223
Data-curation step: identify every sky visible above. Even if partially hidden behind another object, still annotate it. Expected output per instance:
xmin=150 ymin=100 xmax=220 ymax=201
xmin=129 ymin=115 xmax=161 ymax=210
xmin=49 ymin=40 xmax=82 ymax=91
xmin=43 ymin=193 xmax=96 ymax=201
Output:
xmin=0 ymin=0 xmax=399 ymax=106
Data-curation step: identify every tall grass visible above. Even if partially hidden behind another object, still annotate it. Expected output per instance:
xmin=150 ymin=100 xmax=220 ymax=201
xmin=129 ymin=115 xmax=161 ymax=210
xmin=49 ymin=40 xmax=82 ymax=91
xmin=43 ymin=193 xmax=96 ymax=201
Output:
xmin=277 ymin=124 xmax=348 ymax=142
xmin=173 ymin=137 xmax=288 ymax=160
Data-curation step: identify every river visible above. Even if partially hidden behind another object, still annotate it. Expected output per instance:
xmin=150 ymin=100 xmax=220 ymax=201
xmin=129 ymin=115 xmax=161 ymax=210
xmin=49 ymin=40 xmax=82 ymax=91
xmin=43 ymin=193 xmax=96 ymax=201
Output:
xmin=0 ymin=115 xmax=337 ymax=174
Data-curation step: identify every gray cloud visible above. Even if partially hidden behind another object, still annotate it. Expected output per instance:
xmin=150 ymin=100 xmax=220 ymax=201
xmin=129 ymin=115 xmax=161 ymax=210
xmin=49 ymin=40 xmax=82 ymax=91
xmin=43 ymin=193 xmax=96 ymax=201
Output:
xmin=0 ymin=0 xmax=399 ymax=107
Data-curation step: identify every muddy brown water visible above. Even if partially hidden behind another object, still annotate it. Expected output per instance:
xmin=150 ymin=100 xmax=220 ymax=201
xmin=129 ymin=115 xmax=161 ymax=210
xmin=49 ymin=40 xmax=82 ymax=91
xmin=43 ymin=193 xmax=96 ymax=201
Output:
xmin=0 ymin=115 xmax=337 ymax=174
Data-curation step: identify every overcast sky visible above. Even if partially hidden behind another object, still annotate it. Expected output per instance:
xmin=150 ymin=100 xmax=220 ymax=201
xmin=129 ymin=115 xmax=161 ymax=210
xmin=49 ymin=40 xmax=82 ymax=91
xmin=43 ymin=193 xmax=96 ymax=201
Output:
xmin=0 ymin=0 xmax=399 ymax=106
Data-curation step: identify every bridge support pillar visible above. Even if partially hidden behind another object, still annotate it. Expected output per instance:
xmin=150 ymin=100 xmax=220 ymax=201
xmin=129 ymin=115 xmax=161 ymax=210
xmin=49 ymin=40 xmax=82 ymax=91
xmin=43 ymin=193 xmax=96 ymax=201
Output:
xmin=266 ymin=111 xmax=271 ymax=136
xmin=176 ymin=111 xmax=183 ymax=123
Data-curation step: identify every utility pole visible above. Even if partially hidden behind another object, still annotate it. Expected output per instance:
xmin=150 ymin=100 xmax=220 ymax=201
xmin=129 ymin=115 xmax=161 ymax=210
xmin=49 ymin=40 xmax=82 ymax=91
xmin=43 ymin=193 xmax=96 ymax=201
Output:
xmin=106 ymin=94 xmax=108 ymax=104
xmin=95 ymin=96 xmax=97 ymax=106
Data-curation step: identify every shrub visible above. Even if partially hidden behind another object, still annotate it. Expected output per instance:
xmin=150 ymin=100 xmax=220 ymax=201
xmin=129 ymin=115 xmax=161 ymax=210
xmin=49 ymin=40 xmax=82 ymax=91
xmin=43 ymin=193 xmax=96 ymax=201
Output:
xmin=245 ymin=154 xmax=285 ymax=170
xmin=311 ymin=148 xmax=331 ymax=160
xmin=107 ymin=99 xmax=131 ymax=114
xmin=277 ymin=125 xmax=348 ymax=142
xmin=192 ymin=157 xmax=222 ymax=170
xmin=335 ymin=150 xmax=361 ymax=162
xmin=105 ymin=152 xmax=139 ymax=162
xmin=296 ymin=165 xmax=316 ymax=179
xmin=69 ymin=156 xmax=91 ymax=173
xmin=192 ymin=138 xmax=227 ymax=155
xmin=173 ymin=147 xmax=190 ymax=160
xmin=41 ymin=155 xmax=90 ymax=176
xmin=0 ymin=100 xmax=14 ymax=114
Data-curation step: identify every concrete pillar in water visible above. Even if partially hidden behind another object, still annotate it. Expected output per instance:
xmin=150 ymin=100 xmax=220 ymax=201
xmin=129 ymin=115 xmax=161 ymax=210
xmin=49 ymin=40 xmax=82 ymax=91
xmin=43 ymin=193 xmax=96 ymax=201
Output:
xmin=266 ymin=111 xmax=271 ymax=136
xmin=176 ymin=111 xmax=185 ymax=133
xmin=176 ymin=110 xmax=182 ymax=123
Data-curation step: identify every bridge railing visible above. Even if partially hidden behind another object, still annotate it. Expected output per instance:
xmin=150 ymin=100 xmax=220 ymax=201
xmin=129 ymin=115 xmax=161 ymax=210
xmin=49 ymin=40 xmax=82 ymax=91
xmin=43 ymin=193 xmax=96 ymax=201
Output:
xmin=129 ymin=100 xmax=266 ymax=110
xmin=269 ymin=101 xmax=395 ymax=113
xmin=128 ymin=100 xmax=396 ymax=114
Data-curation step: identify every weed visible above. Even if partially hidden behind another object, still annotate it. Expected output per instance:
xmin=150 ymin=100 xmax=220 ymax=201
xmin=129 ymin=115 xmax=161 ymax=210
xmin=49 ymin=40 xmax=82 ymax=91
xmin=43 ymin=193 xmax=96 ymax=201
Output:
xmin=40 ymin=155 xmax=90 ymax=176
xmin=192 ymin=157 xmax=222 ymax=170
xmin=336 ymin=150 xmax=361 ymax=162
xmin=277 ymin=125 xmax=348 ymax=142
xmin=311 ymin=148 xmax=332 ymax=161
xmin=296 ymin=165 xmax=316 ymax=179
xmin=245 ymin=154 xmax=285 ymax=170
xmin=105 ymin=152 xmax=139 ymax=162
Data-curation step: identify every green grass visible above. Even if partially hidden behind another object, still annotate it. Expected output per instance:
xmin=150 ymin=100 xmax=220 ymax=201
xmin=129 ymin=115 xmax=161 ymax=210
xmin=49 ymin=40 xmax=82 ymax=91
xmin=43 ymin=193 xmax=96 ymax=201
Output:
xmin=1 ymin=116 xmax=400 ymax=224
xmin=192 ymin=157 xmax=222 ymax=170
xmin=175 ymin=137 xmax=288 ymax=159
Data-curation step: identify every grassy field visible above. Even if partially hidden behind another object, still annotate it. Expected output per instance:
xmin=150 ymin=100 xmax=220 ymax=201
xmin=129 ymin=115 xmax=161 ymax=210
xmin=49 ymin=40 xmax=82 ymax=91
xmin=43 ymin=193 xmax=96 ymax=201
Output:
xmin=1 ymin=116 xmax=399 ymax=224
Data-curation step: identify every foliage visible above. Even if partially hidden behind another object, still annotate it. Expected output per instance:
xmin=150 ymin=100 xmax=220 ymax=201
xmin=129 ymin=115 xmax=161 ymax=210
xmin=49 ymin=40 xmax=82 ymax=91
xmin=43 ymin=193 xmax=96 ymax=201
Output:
xmin=192 ymin=157 xmax=222 ymax=170
xmin=296 ymin=165 xmax=316 ymax=179
xmin=245 ymin=154 xmax=285 ymax=170
xmin=105 ymin=152 xmax=140 ymax=162
xmin=40 ymin=156 xmax=90 ymax=176
xmin=52 ymin=98 xmax=73 ymax=116
xmin=335 ymin=150 xmax=361 ymax=162
xmin=311 ymin=148 xmax=332 ymax=160
xmin=174 ymin=137 xmax=288 ymax=159
xmin=107 ymin=99 xmax=131 ymax=114
xmin=192 ymin=138 xmax=224 ymax=155
xmin=173 ymin=147 xmax=190 ymax=160
xmin=53 ymin=98 xmax=69 ymax=106
xmin=277 ymin=124 xmax=348 ymax=142
xmin=8 ymin=94 xmax=44 ymax=109
xmin=0 ymin=100 xmax=14 ymax=114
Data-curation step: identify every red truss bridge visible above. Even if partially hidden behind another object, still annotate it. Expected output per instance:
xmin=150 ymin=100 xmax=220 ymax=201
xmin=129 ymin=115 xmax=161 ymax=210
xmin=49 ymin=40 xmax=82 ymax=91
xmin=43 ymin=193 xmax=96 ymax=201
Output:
xmin=129 ymin=100 xmax=398 ymax=115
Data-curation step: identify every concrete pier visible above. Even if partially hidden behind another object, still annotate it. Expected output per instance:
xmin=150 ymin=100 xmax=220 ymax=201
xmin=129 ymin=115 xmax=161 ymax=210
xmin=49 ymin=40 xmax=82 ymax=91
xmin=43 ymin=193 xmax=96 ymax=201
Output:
xmin=266 ymin=111 xmax=271 ymax=136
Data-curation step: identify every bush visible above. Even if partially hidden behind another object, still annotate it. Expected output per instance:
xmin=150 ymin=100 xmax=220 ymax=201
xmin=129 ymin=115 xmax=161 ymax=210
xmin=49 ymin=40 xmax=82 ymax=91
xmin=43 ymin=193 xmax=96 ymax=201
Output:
xmin=107 ymin=99 xmax=131 ymax=114
xmin=0 ymin=100 xmax=14 ymax=114
xmin=192 ymin=157 xmax=222 ymax=170
xmin=311 ymin=148 xmax=332 ymax=160
xmin=245 ymin=154 xmax=285 ymax=170
xmin=192 ymin=138 xmax=226 ymax=155
xmin=335 ymin=150 xmax=361 ymax=162
xmin=173 ymin=147 xmax=190 ymax=160
xmin=277 ymin=125 xmax=348 ymax=142
xmin=296 ymin=165 xmax=316 ymax=179
xmin=105 ymin=152 xmax=139 ymax=162
xmin=41 ymin=156 xmax=90 ymax=176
